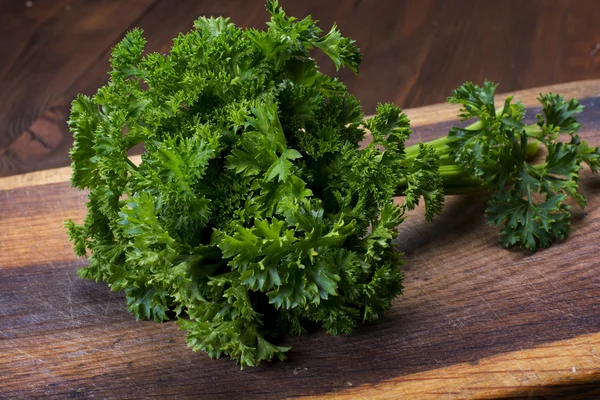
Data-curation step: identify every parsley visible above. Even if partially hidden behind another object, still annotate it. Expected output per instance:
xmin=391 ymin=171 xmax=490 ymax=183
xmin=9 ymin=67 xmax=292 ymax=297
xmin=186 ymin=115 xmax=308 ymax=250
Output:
xmin=66 ymin=1 xmax=599 ymax=368
xmin=399 ymin=81 xmax=600 ymax=251
xmin=65 ymin=0 xmax=430 ymax=368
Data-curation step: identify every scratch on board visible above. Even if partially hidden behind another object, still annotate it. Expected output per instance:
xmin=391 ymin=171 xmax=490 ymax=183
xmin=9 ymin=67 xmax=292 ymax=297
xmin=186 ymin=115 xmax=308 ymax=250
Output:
xmin=416 ymin=280 xmax=466 ymax=337
xmin=529 ymin=262 xmax=589 ymax=334
xmin=506 ymin=264 xmax=544 ymax=309
xmin=25 ymin=272 xmax=71 ymax=321
xmin=10 ymin=346 xmax=47 ymax=366
xmin=104 ymin=291 xmax=113 ymax=317
xmin=513 ymin=347 xmax=542 ymax=384
xmin=477 ymin=294 xmax=501 ymax=320
xmin=459 ymin=268 xmax=502 ymax=323
xmin=65 ymin=269 xmax=75 ymax=321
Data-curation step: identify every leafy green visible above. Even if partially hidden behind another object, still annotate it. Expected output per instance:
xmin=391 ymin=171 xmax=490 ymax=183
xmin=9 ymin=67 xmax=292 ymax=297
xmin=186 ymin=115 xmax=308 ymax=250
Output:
xmin=445 ymin=81 xmax=600 ymax=251
xmin=66 ymin=0 xmax=435 ymax=368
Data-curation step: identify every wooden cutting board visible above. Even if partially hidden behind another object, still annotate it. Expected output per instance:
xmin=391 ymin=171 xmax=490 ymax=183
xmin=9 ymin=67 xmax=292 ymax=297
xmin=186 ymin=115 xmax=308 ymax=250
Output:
xmin=2 ymin=81 xmax=600 ymax=399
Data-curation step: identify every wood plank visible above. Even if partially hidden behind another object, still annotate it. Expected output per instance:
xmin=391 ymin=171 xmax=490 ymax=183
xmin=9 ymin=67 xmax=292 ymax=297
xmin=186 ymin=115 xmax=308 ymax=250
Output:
xmin=557 ymin=2 xmax=600 ymax=84
xmin=0 ymin=0 xmax=271 ymax=178
xmin=302 ymin=332 xmax=600 ymax=399
xmin=3 ymin=0 xmax=600 ymax=178
xmin=0 ymin=0 xmax=72 ymax=82
xmin=3 ymin=81 xmax=600 ymax=398
xmin=0 ymin=0 xmax=159 ymax=176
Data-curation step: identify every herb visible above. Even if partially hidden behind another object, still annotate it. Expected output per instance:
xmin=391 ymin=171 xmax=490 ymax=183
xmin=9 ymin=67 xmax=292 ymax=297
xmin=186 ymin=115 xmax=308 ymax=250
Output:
xmin=66 ymin=0 xmax=439 ymax=368
xmin=398 ymin=82 xmax=600 ymax=251
xmin=66 ymin=1 xmax=599 ymax=368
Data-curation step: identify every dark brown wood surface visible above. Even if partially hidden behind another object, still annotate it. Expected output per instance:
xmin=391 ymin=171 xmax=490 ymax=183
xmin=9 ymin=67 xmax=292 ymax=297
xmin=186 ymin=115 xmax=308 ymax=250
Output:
xmin=1 ymin=0 xmax=600 ymax=177
xmin=2 ymin=81 xmax=600 ymax=399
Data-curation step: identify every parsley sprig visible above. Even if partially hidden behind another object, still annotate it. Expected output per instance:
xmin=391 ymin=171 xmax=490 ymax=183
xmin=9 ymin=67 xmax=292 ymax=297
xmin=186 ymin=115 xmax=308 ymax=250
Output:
xmin=398 ymin=81 xmax=599 ymax=251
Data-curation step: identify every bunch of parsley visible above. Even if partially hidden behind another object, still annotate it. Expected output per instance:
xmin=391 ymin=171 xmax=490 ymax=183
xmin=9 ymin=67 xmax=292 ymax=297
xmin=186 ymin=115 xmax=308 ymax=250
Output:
xmin=67 ymin=1 xmax=599 ymax=367
xmin=66 ymin=0 xmax=443 ymax=367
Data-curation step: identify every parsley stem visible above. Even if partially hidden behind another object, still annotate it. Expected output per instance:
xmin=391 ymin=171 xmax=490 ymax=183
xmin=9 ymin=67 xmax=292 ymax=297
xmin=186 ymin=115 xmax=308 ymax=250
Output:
xmin=404 ymin=129 xmax=541 ymax=166
xmin=395 ymin=164 xmax=483 ymax=196
xmin=399 ymin=116 xmax=544 ymax=196
xmin=524 ymin=124 xmax=543 ymax=136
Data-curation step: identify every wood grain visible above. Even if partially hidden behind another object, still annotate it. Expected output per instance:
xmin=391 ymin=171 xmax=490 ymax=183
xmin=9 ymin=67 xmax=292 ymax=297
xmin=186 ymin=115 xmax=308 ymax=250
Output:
xmin=3 ymin=82 xmax=600 ymax=399
xmin=300 ymin=332 xmax=600 ymax=399
xmin=2 ymin=0 xmax=600 ymax=177
xmin=0 ymin=0 xmax=159 ymax=176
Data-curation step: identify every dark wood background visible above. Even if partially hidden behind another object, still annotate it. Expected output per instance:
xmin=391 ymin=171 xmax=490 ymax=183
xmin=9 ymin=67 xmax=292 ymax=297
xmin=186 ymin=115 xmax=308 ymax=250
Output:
xmin=1 ymin=0 xmax=600 ymax=177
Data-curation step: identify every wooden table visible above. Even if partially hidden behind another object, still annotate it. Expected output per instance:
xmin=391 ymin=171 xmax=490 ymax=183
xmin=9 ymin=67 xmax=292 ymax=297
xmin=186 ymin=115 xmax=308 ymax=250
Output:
xmin=2 ymin=0 xmax=600 ymax=178
xmin=2 ymin=81 xmax=600 ymax=399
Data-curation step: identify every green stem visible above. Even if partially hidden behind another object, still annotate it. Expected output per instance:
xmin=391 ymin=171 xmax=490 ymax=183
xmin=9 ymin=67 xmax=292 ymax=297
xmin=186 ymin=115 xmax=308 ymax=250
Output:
xmin=399 ymin=109 xmax=545 ymax=196
xmin=437 ymin=165 xmax=482 ymax=187
xmin=404 ymin=136 xmax=448 ymax=159
xmin=395 ymin=164 xmax=484 ymax=196
xmin=404 ymin=107 xmax=504 ymax=163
